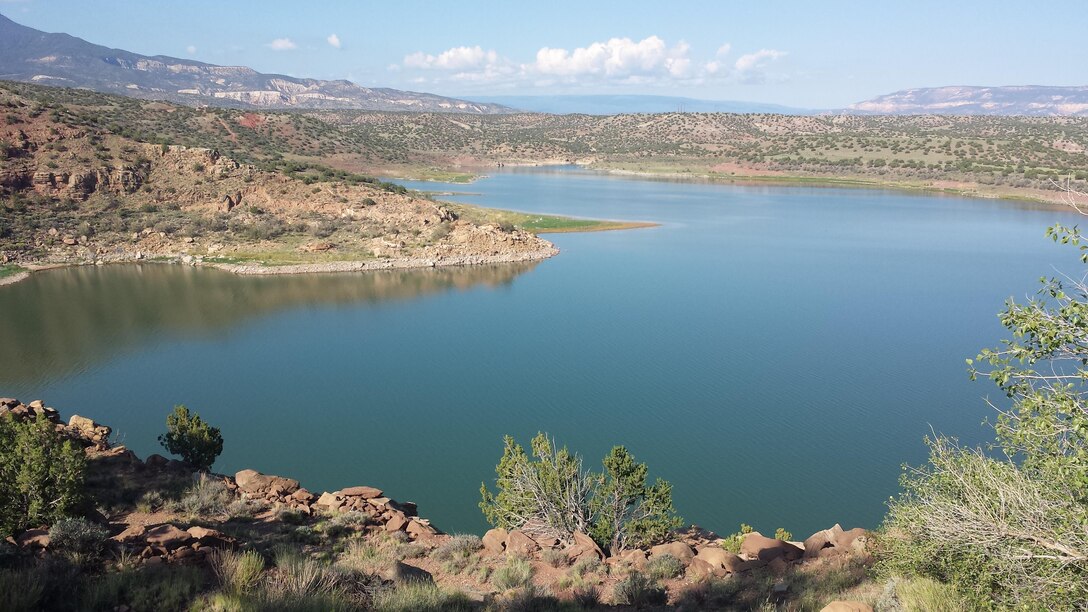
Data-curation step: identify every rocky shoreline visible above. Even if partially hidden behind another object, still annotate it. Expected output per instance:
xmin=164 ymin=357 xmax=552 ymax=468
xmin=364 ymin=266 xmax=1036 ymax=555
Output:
xmin=1 ymin=397 xmax=878 ymax=610
xmin=0 ymin=242 xmax=560 ymax=286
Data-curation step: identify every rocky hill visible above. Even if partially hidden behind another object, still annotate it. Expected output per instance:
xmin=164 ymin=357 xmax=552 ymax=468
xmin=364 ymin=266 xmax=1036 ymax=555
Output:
xmin=0 ymin=13 xmax=512 ymax=114
xmin=848 ymin=85 xmax=1088 ymax=116
xmin=0 ymin=83 xmax=556 ymax=274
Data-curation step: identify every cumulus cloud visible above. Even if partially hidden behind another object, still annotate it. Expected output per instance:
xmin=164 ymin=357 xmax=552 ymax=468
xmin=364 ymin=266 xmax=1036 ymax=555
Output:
xmin=398 ymin=37 xmax=787 ymax=88
xmin=532 ymin=36 xmax=690 ymax=79
xmin=267 ymin=38 xmax=297 ymax=51
xmin=186 ymin=45 xmax=197 ymax=55
xmin=327 ymin=34 xmax=341 ymax=49
xmin=404 ymin=46 xmax=500 ymax=71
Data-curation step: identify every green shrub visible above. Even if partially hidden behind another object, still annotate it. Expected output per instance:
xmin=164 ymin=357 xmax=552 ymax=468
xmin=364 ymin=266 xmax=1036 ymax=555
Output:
xmin=208 ymin=548 xmax=265 ymax=594
xmin=492 ymin=556 xmax=534 ymax=592
xmin=0 ymin=416 xmax=86 ymax=536
xmin=81 ymin=566 xmax=205 ymax=612
xmin=541 ymin=547 xmax=569 ymax=568
xmin=480 ymin=433 xmax=682 ymax=554
xmin=49 ymin=517 xmax=108 ymax=563
xmin=645 ymin=553 xmax=684 ymax=581
xmin=0 ymin=567 xmax=46 ymax=611
xmin=774 ymin=528 xmax=792 ymax=541
xmin=158 ymin=405 xmax=223 ymax=471
xmin=719 ymin=524 xmax=753 ymax=554
xmin=612 ymin=572 xmax=667 ymax=607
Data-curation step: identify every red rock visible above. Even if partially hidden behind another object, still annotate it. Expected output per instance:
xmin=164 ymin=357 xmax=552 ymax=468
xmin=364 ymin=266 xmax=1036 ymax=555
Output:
xmin=482 ymin=528 xmax=507 ymax=554
xmin=740 ymin=532 xmax=803 ymax=562
xmin=112 ymin=525 xmax=147 ymax=544
xmin=145 ymin=524 xmax=193 ymax=549
xmin=649 ymin=541 xmax=695 ymax=565
xmin=16 ymin=529 xmax=49 ymax=548
xmin=386 ymin=514 xmax=409 ymax=532
xmin=340 ymin=486 xmax=383 ymax=499
xmin=504 ymin=530 xmax=539 ymax=557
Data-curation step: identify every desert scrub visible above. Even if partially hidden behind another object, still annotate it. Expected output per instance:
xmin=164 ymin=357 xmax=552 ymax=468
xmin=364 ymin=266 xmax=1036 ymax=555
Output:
xmin=371 ymin=581 xmax=474 ymax=612
xmin=542 ymin=547 xmax=569 ymax=568
xmin=174 ymin=473 xmax=232 ymax=519
xmin=320 ymin=511 xmax=371 ymax=538
xmin=134 ymin=490 xmax=168 ymax=513
xmin=49 ymin=517 xmax=109 ymax=564
xmin=645 ymin=553 xmax=684 ymax=581
xmin=431 ymin=535 xmax=482 ymax=574
xmin=0 ymin=264 xmax=24 ymax=279
xmin=491 ymin=556 xmax=534 ymax=592
xmin=719 ymin=524 xmax=753 ymax=554
xmin=208 ymin=548 xmax=265 ymax=594
xmin=80 ymin=565 xmax=206 ymax=612
xmin=612 ymin=572 xmax=667 ymax=607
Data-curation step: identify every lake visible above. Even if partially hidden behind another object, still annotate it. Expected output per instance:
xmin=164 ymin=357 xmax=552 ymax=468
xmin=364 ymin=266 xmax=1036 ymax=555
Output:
xmin=0 ymin=167 xmax=1079 ymax=538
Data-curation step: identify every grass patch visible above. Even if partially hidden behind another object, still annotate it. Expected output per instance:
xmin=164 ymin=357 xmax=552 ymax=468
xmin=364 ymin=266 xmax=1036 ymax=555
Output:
xmin=446 ymin=203 xmax=655 ymax=234
xmin=0 ymin=264 xmax=25 ymax=279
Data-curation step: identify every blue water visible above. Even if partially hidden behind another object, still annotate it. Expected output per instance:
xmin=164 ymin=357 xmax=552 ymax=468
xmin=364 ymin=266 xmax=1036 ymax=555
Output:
xmin=1 ymin=167 xmax=1079 ymax=538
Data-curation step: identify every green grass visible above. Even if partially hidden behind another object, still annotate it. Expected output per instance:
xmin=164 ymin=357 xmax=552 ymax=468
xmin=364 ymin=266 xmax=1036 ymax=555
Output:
xmin=447 ymin=203 xmax=656 ymax=234
xmin=0 ymin=264 xmax=25 ymax=279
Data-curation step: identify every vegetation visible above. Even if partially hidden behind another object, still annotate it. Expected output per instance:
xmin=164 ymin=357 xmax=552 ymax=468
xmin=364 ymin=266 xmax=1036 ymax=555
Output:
xmin=0 ymin=415 xmax=86 ymax=536
xmin=480 ymin=433 xmax=682 ymax=553
xmin=880 ymin=206 xmax=1088 ymax=609
xmin=158 ymin=405 xmax=223 ymax=471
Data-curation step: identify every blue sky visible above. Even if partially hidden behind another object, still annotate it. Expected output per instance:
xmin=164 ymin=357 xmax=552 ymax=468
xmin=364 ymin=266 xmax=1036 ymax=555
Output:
xmin=3 ymin=0 xmax=1086 ymax=108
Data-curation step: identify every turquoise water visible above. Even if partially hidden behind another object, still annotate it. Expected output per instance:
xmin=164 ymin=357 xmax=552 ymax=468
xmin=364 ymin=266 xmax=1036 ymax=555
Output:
xmin=0 ymin=167 xmax=1079 ymax=538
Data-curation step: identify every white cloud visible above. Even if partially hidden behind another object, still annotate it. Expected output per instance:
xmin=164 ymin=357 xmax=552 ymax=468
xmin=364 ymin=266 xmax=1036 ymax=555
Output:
xmin=186 ymin=45 xmax=197 ymax=55
xmin=327 ymin=34 xmax=341 ymax=49
xmin=734 ymin=49 xmax=786 ymax=73
xmin=532 ymin=36 xmax=686 ymax=79
xmin=397 ymin=37 xmax=788 ymax=89
xmin=404 ymin=45 xmax=500 ymax=71
xmin=267 ymin=38 xmax=297 ymax=51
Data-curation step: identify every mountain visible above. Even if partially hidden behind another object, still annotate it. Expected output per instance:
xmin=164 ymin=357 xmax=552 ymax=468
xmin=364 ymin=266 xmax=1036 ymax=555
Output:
xmin=467 ymin=94 xmax=811 ymax=115
xmin=0 ymin=13 xmax=512 ymax=114
xmin=848 ymin=85 xmax=1088 ymax=116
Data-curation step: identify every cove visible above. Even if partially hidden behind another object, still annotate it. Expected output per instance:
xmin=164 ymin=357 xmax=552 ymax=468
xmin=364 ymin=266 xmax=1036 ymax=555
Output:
xmin=1 ymin=166 xmax=1080 ymax=537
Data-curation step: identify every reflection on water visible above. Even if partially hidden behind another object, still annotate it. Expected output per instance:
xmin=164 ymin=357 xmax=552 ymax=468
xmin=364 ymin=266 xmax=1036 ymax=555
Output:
xmin=0 ymin=262 xmax=537 ymax=387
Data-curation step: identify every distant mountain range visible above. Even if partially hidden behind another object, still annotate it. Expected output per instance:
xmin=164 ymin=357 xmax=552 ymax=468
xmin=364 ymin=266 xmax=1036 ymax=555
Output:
xmin=0 ymin=13 xmax=511 ymax=114
xmin=847 ymin=86 xmax=1088 ymax=116
xmin=2 ymin=13 xmax=1087 ymax=117
xmin=466 ymin=94 xmax=811 ymax=115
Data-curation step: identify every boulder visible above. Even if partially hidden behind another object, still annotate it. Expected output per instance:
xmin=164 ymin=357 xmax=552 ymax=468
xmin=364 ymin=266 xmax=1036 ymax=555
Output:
xmin=111 ymin=525 xmax=147 ymax=544
xmin=145 ymin=454 xmax=169 ymax=469
xmin=482 ymin=528 xmax=507 ymax=554
xmin=803 ymin=525 xmax=844 ymax=558
xmin=290 ymin=488 xmax=317 ymax=504
xmin=833 ymin=528 xmax=868 ymax=552
xmin=16 ymin=529 xmax=50 ymax=548
xmin=687 ymin=557 xmax=720 ymax=579
xmin=821 ymin=602 xmax=873 ymax=612
xmin=608 ymin=547 xmax=648 ymax=570
xmin=144 ymin=524 xmax=194 ymax=549
xmin=386 ymin=514 xmax=409 ymax=533
xmin=406 ymin=519 xmax=438 ymax=539
xmin=315 ymin=492 xmax=343 ymax=511
xmin=695 ymin=546 xmax=744 ymax=573
xmin=504 ymin=530 xmax=539 ymax=557
xmin=378 ymin=560 xmax=434 ymax=585
xmin=649 ymin=541 xmax=695 ymax=566
xmin=566 ymin=531 xmax=605 ymax=562
xmin=340 ymin=486 xmax=383 ymax=499
xmin=740 ymin=532 xmax=803 ymax=562
xmin=186 ymin=526 xmax=236 ymax=549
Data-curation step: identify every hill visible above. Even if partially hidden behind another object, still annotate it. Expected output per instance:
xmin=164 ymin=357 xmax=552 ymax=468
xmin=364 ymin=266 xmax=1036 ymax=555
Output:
xmin=0 ymin=13 xmax=512 ymax=114
xmin=848 ymin=85 xmax=1088 ymax=116
xmin=468 ymin=94 xmax=810 ymax=115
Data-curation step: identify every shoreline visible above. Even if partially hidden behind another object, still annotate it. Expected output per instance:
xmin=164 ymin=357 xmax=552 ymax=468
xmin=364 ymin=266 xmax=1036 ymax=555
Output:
xmin=0 ymin=245 xmax=561 ymax=286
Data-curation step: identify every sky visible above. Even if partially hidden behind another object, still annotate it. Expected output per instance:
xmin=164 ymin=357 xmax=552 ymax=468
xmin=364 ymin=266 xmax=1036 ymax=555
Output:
xmin=2 ymin=0 xmax=1086 ymax=108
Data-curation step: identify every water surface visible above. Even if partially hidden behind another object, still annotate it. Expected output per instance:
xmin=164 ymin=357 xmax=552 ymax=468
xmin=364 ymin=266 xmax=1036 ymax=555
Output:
xmin=1 ymin=167 xmax=1078 ymax=537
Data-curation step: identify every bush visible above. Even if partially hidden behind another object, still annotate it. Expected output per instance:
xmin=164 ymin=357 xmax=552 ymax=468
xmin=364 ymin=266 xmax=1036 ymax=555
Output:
xmin=81 ymin=566 xmax=205 ymax=612
xmin=371 ymin=581 xmax=474 ymax=612
xmin=0 ymin=416 xmax=86 ymax=536
xmin=175 ymin=473 xmax=232 ymax=518
xmin=480 ymin=433 xmax=682 ymax=554
xmin=208 ymin=548 xmax=265 ymax=594
xmin=49 ymin=517 xmax=108 ymax=563
xmin=492 ymin=557 xmax=534 ymax=592
xmin=719 ymin=524 xmax=753 ymax=554
xmin=612 ymin=572 xmax=667 ymax=607
xmin=644 ymin=553 xmax=684 ymax=581
xmin=158 ymin=405 xmax=223 ymax=471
